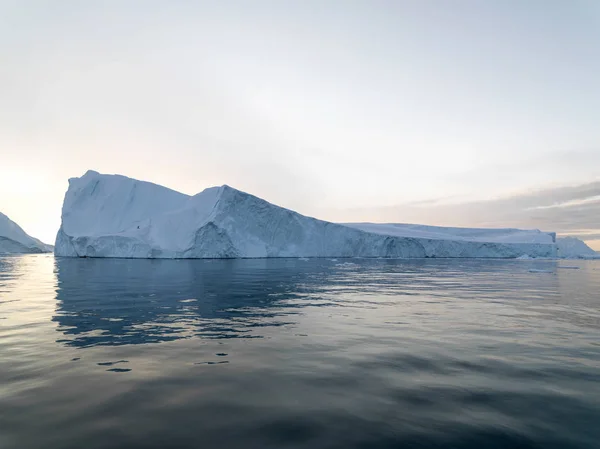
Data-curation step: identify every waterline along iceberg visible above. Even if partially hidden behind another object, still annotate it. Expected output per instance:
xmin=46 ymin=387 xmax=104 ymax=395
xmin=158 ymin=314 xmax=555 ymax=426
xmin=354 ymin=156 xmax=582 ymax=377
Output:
xmin=55 ymin=171 xmax=563 ymax=259
xmin=0 ymin=212 xmax=53 ymax=254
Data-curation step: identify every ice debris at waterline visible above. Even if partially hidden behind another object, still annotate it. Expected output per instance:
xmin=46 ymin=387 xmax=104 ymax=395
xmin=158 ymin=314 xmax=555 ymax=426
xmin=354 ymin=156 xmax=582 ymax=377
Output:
xmin=0 ymin=212 xmax=53 ymax=254
xmin=55 ymin=171 xmax=566 ymax=259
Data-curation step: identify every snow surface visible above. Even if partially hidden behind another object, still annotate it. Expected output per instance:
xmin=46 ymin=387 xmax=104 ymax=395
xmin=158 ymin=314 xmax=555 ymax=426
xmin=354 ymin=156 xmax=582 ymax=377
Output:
xmin=0 ymin=212 xmax=53 ymax=254
xmin=345 ymin=223 xmax=556 ymax=244
xmin=55 ymin=171 xmax=560 ymax=259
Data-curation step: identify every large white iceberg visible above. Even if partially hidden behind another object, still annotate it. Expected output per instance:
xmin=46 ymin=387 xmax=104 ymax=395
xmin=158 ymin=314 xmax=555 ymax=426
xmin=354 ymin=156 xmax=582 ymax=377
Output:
xmin=55 ymin=171 xmax=562 ymax=259
xmin=0 ymin=212 xmax=53 ymax=254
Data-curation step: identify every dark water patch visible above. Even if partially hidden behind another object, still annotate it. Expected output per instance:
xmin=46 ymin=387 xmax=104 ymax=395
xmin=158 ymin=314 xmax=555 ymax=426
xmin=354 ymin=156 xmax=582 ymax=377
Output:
xmin=194 ymin=361 xmax=229 ymax=365
xmin=97 ymin=360 xmax=128 ymax=366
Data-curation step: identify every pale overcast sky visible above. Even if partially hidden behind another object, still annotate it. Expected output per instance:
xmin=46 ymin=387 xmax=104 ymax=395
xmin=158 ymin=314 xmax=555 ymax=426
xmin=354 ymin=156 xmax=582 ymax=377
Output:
xmin=1 ymin=0 xmax=599 ymax=248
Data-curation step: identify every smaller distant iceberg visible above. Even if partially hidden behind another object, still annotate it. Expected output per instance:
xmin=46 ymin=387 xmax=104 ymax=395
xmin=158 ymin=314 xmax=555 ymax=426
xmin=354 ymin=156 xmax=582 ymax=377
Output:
xmin=0 ymin=212 xmax=53 ymax=254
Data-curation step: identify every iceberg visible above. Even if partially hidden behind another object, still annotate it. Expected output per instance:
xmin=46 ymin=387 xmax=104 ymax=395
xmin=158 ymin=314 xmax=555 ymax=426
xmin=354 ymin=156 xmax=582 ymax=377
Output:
xmin=0 ymin=212 xmax=53 ymax=254
xmin=55 ymin=171 xmax=560 ymax=259
xmin=556 ymin=237 xmax=599 ymax=259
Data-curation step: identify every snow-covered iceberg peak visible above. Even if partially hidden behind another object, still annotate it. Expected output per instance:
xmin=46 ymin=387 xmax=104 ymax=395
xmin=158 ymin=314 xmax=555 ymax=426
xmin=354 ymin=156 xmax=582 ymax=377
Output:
xmin=55 ymin=171 xmax=558 ymax=259
xmin=56 ymin=170 xmax=227 ymax=258
xmin=0 ymin=212 xmax=53 ymax=254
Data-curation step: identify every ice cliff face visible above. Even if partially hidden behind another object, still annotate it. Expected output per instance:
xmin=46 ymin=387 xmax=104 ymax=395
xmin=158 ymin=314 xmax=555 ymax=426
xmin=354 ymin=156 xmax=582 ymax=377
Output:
xmin=0 ymin=212 xmax=53 ymax=254
xmin=55 ymin=171 xmax=559 ymax=259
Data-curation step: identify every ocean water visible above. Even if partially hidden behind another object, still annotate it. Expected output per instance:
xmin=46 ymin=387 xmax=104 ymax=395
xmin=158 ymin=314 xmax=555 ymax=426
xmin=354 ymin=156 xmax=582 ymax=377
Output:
xmin=1 ymin=255 xmax=599 ymax=449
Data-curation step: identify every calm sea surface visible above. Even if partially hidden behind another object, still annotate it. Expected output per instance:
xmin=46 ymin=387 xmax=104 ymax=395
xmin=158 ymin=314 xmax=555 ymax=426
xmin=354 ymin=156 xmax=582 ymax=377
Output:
xmin=1 ymin=255 xmax=599 ymax=449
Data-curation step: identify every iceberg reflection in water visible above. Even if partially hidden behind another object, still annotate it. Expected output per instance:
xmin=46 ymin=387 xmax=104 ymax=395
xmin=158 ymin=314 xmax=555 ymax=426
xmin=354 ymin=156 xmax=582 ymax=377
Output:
xmin=53 ymin=257 xmax=324 ymax=346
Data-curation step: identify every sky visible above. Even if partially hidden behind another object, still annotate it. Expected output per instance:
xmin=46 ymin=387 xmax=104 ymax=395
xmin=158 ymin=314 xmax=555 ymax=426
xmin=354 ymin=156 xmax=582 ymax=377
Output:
xmin=1 ymin=0 xmax=599 ymax=249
